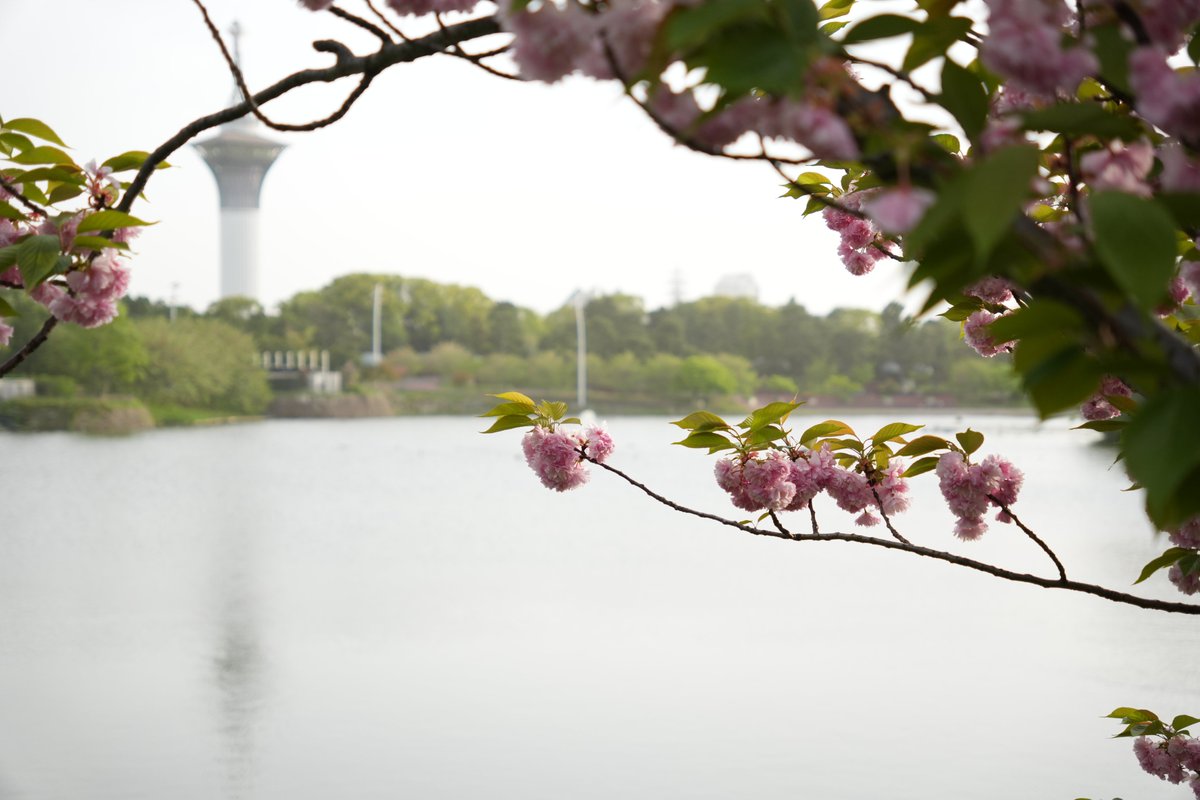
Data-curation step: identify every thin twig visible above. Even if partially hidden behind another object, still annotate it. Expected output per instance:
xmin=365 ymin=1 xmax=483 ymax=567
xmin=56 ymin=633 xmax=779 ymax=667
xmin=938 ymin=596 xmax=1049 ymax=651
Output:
xmin=188 ymin=0 xmax=380 ymax=132
xmin=990 ymin=495 xmax=1068 ymax=581
xmin=364 ymin=0 xmax=405 ymax=38
xmin=329 ymin=5 xmax=393 ymax=42
xmin=584 ymin=456 xmax=1200 ymax=615
xmin=870 ymin=484 xmax=912 ymax=545
xmin=845 ymin=55 xmax=934 ymax=102
xmin=808 ymin=499 xmax=820 ymax=535
xmin=768 ymin=510 xmax=792 ymax=537
xmin=0 ymin=315 xmax=57 ymax=377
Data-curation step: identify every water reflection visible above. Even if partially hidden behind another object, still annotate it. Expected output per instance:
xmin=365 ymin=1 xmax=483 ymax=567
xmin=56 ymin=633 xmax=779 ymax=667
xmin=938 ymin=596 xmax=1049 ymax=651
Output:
xmin=211 ymin=528 xmax=263 ymax=800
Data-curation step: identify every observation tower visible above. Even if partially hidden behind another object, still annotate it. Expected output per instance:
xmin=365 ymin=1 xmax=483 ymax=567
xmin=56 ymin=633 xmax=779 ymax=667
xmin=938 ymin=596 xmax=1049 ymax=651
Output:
xmin=194 ymin=22 xmax=286 ymax=300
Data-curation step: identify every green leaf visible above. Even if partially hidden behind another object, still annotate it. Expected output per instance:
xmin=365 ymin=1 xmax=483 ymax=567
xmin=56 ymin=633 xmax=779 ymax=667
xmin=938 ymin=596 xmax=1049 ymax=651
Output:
xmin=817 ymin=0 xmax=852 ymax=20
xmin=1090 ymin=192 xmax=1179 ymax=310
xmin=1073 ymin=419 xmax=1126 ymax=432
xmin=1 ymin=118 xmax=68 ymax=147
xmin=955 ymin=428 xmax=984 ymax=455
xmin=663 ymin=0 xmax=763 ymax=51
xmin=871 ymin=422 xmax=923 ymax=444
xmin=1123 ymin=388 xmax=1200 ymax=526
xmin=0 ymin=244 xmax=18 ymax=271
xmin=825 ymin=436 xmax=864 ymax=453
xmin=987 ymin=299 xmax=1084 ymax=343
xmin=1018 ymin=344 xmax=1102 ymax=418
xmin=902 ymin=16 xmax=973 ymax=72
xmin=896 ymin=434 xmax=951 ymax=457
xmin=71 ymin=235 xmax=127 ymax=252
xmin=1174 ymin=715 xmax=1200 ymax=731
xmin=940 ymin=59 xmax=989 ymax=142
xmin=746 ymin=425 xmax=788 ymax=446
xmin=671 ymin=410 xmax=731 ymax=431
xmin=75 ymin=209 xmax=153 ymax=233
xmin=840 ymin=13 xmax=920 ymax=44
xmin=740 ymin=400 xmax=803 ymax=431
xmin=481 ymin=415 xmax=536 ymax=434
xmin=16 ymin=234 xmax=61 ymax=288
xmin=963 ymin=146 xmax=1039 ymax=262
xmin=489 ymin=391 xmax=535 ymax=409
xmin=932 ymin=133 xmax=961 ymax=154
xmin=902 ymin=456 xmax=940 ymax=477
xmin=479 ymin=402 xmax=535 ymax=418
xmin=799 ymin=419 xmax=853 ymax=446
xmin=1020 ymin=103 xmax=1142 ymax=140
xmin=0 ymin=202 xmax=25 ymax=222
xmin=9 ymin=145 xmax=73 ymax=166
xmin=101 ymin=150 xmax=169 ymax=173
xmin=1106 ymin=707 xmax=1160 ymax=723
xmin=673 ymin=431 xmax=735 ymax=451
xmin=1091 ymin=23 xmax=1134 ymax=95
xmin=1133 ymin=548 xmax=1189 ymax=584
xmin=561 ymin=417 xmax=581 ymax=425
xmin=0 ymin=296 xmax=16 ymax=317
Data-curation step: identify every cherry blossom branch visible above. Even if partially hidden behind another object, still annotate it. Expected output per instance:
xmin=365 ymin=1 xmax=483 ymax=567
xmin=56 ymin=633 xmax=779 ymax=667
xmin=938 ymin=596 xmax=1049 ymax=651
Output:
xmin=0 ymin=175 xmax=48 ymax=218
xmin=0 ymin=316 xmax=57 ymax=377
xmin=116 ymin=15 xmax=501 ymax=214
xmin=584 ymin=455 xmax=1200 ymax=615
xmin=808 ymin=500 xmax=820 ymax=535
xmin=768 ymin=510 xmax=792 ymax=537
xmin=990 ymin=494 xmax=1068 ymax=581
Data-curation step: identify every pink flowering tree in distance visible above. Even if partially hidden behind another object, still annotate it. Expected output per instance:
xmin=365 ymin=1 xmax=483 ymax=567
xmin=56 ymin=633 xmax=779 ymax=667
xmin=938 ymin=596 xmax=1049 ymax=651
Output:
xmin=4 ymin=0 xmax=1200 ymax=792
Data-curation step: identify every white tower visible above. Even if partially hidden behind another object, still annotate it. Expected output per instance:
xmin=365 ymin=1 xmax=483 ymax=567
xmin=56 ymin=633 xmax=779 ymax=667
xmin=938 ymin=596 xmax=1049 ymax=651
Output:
xmin=194 ymin=22 xmax=285 ymax=300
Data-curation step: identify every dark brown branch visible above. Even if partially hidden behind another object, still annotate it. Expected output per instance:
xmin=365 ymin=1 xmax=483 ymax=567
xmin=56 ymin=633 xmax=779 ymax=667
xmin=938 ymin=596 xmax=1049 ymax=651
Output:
xmin=0 ymin=315 xmax=57 ymax=377
xmin=364 ymin=0 xmax=406 ymax=39
xmin=0 ymin=280 xmax=20 ymax=289
xmin=117 ymin=15 xmax=502 ymax=213
xmin=768 ymin=510 xmax=792 ymax=537
xmin=585 ymin=455 xmax=1200 ymax=615
xmin=189 ymin=0 xmax=382 ymax=133
xmin=990 ymin=495 xmax=1068 ymax=581
xmin=808 ymin=499 xmax=820 ymax=535
xmin=0 ymin=175 xmax=47 ymax=218
xmin=329 ymin=5 xmax=393 ymax=42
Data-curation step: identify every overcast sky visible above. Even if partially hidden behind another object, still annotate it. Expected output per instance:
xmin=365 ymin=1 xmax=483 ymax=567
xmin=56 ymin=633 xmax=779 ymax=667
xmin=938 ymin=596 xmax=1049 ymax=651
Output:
xmin=3 ymin=0 xmax=920 ymax=316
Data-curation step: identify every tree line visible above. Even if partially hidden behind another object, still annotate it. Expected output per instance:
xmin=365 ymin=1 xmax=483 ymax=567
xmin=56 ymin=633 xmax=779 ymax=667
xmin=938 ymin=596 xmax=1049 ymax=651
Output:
xmin=35 ymin=271 xmax=1019 ymax=408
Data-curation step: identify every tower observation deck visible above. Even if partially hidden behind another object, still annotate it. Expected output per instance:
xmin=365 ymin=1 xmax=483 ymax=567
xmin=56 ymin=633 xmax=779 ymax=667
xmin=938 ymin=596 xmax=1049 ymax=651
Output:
xmin=193 ymin=22 xmax=285 ymax=300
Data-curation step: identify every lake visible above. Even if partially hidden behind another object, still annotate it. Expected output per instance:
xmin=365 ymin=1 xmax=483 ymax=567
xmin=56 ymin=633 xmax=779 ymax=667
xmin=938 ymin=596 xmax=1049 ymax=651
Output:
xmin=1 ymin=413 xmax=1197 ymax=799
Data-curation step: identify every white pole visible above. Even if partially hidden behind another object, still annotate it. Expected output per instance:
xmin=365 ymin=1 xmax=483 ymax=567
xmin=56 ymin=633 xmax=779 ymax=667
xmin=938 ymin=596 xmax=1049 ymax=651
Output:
xmin=574 ymin=291 xmax=587 ymax=411
xmin=372 ymin=283 xmax=383 ymax=364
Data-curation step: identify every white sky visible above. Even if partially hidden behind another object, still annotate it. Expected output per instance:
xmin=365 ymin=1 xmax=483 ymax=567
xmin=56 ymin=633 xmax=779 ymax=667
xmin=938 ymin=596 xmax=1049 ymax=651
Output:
xmin=2 ymin=0 xmax=920 ymax=316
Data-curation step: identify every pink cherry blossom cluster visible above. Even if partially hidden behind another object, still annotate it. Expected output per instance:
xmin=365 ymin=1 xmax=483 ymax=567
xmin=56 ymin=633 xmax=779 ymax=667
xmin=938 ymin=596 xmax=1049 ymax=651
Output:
xmin=1080 ymin=140 xmax=1155 ymax=197
xmin=521 ymin=423 xmax=614 ymax=491
xmin=644 ymin=87 xmax=859 ymax=159
xmin=28 ymin=248 xmax=131 ymax=329
xmin=1080 ymin=376 xmax=1133 ymax=421
xmin=1134 ymin=735 xmax=1200 ymax=794
xmin=1167 ymin=517 xmax=1200 ymax=595
xmin=822 ymin=196 xmax=885 ymax=276
xmin=862 ymin=187 xmax=936 ymax=235
xmin=963 ymin=310 xmax=1013 ymax=358
xmin=936 ymin=451 xmax=1024 ymax=540
xmin=299 ymin=0 xmax=481 ymax=13
xmin=1130 ymin=47 xmax=1200 ymax=143
xmin=979 ymin=0 xmax=1097 ymax=96
xmin=1159 ymin=145 xmax=1200 ymax=192
xmin=965 ymin=277 xmax=1015 ymax=305
xmin=713 ymin=445 xmax=909 ymax=528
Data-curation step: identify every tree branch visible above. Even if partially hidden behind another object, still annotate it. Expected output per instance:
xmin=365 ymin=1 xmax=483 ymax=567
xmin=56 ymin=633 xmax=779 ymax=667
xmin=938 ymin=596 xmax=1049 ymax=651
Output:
xmin=117 ymin=15 xmax=502 ymax=214
xmin=585 ymin=455 xmax=1200 ymax=615
xmin=0 ymin=315 xmax=57 ymax=377
xmin=991 ymin=494 xmax=1068 ymax=581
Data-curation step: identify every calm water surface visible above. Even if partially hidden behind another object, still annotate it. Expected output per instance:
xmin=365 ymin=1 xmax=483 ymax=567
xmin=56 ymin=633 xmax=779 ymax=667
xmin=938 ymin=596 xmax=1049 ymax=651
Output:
xmin=0 ymin=414 xmax=1196 ymax=799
